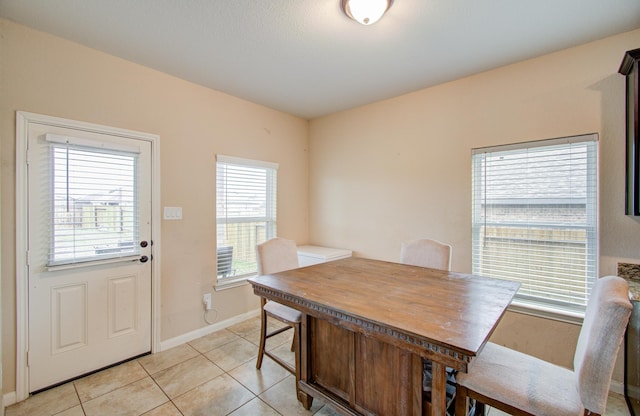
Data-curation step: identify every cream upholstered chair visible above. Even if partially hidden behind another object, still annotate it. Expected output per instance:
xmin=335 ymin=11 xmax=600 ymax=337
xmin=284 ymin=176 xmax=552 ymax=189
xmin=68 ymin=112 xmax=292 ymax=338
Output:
xmin=401 ymin=238 xmax=456 ymax=414
xmin=455 ymin=275 xmax=632 ymax=416
xmin=255 ymin=238 xmax=302 ymax=380
xmin=400 ymin=238 xmax=452 ymax=270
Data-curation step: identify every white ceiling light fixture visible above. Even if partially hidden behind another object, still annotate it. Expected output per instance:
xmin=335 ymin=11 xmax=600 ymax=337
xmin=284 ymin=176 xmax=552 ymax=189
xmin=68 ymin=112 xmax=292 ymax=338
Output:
xmin=341 ymin=0 xmax=394 ymax=25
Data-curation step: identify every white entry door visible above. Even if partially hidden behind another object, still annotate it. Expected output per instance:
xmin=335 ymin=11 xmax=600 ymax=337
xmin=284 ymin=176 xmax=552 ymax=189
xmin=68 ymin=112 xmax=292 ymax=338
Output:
xmin=26 ymin=120 xmax=153 ymax=392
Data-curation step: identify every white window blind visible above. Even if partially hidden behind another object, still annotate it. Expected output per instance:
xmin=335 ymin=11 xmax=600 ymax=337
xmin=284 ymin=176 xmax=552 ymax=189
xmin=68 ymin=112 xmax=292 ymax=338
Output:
xmin=472 ymin=134 xmax=598 ymax=316
xmin=216 ymin=155 xmax=278 ymax=283
xmin=47 ymin=137 xmax=140 ymax=267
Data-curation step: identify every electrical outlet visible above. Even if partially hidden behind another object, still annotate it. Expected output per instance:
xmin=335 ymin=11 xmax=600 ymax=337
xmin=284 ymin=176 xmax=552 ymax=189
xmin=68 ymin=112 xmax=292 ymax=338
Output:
xmin=203 ymin=293 xmax=212 ymax=310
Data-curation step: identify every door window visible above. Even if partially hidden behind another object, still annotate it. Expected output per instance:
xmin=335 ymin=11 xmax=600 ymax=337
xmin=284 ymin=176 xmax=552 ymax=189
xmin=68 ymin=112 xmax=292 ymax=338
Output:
xmin=46 ymin=135 xmax=140 ymax=266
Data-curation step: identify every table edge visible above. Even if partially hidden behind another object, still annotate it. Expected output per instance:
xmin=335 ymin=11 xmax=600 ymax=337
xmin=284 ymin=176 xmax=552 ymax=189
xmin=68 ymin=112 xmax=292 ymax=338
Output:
xmin=251 ymin=282 xmax=476 ymax=369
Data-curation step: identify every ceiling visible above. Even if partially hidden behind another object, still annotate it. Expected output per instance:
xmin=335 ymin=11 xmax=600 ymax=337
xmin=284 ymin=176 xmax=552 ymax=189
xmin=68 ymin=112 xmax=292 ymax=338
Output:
xmin=1 ymin=0 xmax=640 ymax=119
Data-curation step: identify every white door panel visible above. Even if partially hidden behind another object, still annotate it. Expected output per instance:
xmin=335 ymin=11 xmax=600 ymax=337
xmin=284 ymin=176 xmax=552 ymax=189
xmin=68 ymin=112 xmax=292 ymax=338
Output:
xmin=27 ymin=121 xmax=152 ymax=392
xmin=109 ymin=274 xmax=139 ymax=337
xmin=51 ymin=283 xmax=87 ymax=353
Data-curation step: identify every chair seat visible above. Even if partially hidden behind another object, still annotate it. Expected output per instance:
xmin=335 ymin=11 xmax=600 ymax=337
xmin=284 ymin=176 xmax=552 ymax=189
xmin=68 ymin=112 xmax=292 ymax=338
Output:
xmin=264 ymin=301 xmax=302 ymax=324
xmin=457 ymin=342 xmax=583 ymax=416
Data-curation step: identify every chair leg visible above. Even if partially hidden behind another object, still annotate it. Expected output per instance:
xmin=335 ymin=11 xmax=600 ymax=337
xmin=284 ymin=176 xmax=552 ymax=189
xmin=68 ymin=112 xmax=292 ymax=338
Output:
xmin=455 ymin=385 xmax=469 ymax=416
xmin=256 ymin=298 xmax=268 ymax=369
xmin=293 ymin=323 xmax=302 ymax=402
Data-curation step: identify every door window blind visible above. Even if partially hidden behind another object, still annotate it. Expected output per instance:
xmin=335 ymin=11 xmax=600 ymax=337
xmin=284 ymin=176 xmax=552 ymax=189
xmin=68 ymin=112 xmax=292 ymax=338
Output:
xmin=47 ymin=137 xmax=140 ymax=266
xmin=471 ymin=134 xmax=598 ymax=315
xmin=216 ymin=155 xmax=278 ymax=283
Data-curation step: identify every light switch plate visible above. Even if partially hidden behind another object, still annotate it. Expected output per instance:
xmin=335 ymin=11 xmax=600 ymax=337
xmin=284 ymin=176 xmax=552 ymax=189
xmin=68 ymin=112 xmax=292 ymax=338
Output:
xmin=164 ymin=206 xmax=183 ymax=220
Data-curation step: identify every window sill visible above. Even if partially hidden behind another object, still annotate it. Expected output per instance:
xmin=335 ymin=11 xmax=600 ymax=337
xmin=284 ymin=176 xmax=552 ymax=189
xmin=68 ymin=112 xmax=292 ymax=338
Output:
xmin=507 ymin=299 xmax=584 ymax=325
xmin=47 ymin=255 xmax=141 ymax=271
xmin=214 ymin=275 xmax=255 ymax=291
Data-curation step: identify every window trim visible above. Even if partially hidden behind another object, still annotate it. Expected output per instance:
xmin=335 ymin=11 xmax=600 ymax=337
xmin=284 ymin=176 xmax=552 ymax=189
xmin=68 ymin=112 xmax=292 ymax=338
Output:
xmin=46 ymin=139 xmax=141 ymax=267
xmin=213 ymin=276 xmax=251 ymax=291
xmin=216 ymin=154 xmax=279 ymax=171
xmin=471 ymin=133 xmax=599 ymax=319
xmin=215 ymin=154 xmax=278 ymax=288
xmin=508 ymin=299 xmax=584 ymax=325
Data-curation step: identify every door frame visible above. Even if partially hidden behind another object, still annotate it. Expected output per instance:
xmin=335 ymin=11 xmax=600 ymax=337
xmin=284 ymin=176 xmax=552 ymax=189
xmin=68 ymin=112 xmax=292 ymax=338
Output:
xmin=15 ymin=111 xmax=162 ymax=401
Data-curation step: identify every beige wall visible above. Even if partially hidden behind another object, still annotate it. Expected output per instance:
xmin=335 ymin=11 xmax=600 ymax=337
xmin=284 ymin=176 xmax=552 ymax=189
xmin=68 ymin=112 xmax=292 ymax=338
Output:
xmin=2 ymin=15 xmax=639 ymax=397
xmin=0 ymin=19 xmax=309 ymax=393
xmin=309 ymin=29 xmax=640 ymax=384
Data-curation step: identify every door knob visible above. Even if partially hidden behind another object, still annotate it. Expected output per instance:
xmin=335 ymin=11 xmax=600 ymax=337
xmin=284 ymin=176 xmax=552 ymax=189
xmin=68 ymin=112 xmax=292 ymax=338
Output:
xmin=140 ymin=255 xmax=149 ymax=263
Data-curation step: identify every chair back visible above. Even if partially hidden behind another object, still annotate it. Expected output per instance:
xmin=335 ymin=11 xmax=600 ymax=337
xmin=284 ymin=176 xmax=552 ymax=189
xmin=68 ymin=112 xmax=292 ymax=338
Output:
xmin=256 ymin=237 xmax=299 ymax=275
xmin=400 ymin=238 xmax=452 ymax=271
xmin=573 ymin=275 xmax=632 ymax=414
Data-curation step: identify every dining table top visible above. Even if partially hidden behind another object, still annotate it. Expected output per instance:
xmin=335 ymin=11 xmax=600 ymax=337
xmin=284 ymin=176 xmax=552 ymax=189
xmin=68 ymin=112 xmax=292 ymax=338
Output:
xmin=249 ymin=256 xmax=520 ymax=359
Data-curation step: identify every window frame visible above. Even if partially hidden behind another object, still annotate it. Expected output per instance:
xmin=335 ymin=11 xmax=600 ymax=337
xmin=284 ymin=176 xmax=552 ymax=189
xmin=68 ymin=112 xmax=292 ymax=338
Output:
xmin=45 ymin=134 xmax=142 ymax=269
xmin=471 ymin=134 xmax=599 ymax=322
xmin=215 ymin=154 xmax=278 ymax=289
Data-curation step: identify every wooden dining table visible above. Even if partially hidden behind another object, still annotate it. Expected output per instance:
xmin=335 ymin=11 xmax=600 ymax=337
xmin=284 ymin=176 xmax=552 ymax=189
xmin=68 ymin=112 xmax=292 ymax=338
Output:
xmin=249 ymin=256 xmax=520 ymax=416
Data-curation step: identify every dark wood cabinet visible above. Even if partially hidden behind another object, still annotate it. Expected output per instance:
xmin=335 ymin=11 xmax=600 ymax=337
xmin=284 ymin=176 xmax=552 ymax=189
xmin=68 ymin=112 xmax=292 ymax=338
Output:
xmin=619 ymin=49 xmax=640 ymax=216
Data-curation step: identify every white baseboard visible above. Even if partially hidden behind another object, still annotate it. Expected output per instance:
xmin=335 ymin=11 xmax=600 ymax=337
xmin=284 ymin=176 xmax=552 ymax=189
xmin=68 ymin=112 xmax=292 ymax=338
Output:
xmin=159 ymin=308 xmax=261 ymax=351
xmin=3 ymin=391 xmax=16 ymax=409
xmin=611 ymin=380 xmax=624 ymax=395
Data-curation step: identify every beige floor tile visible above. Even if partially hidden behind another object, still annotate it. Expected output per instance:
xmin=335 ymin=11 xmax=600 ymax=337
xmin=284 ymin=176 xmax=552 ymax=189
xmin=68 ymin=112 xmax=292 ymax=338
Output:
xmin=74 ymin=360 xmax=148 ymax=402
xmin=138 ymin=343 xmax=200 ymax=375
xmin=242 ymin=328 xmax=262 ymax=346
xmin=314 ymin=404 xmax=344 ymax=416
xmin=227 ymin=317 xmax=263 ymax=337
xmin=605 ymin=392 xmax=630 ymax=416
xmin=228 ymin=355 xmax=291 ymax=395
xmin=259 ymin=376 xmax=323 ymax=415
xmin=152 ymin=354 xmax=224 ymax=399
xmin=173 ymin=373 xmax=254 ymax=416
xmin=188 ymin=328 xmax=241 ymax=353
xmin=54 ymin=405 xmax=85 ymax=416
xmin=6 ymin=383 xmax=79 ymax=416
xmin=267 ymin=328 xmax=295 ymax=350
xmin=141 ymin=402 xmax=183 ymax=416
xmin=82 ymin=377 xmax=168 ymax=416
xmin=268 ymin=342 xmax=295 ymax=366
xmin=204 ymin=337 xmax=259 ymax=372
xmin=227 ymin=397 xmax=281 ymax=416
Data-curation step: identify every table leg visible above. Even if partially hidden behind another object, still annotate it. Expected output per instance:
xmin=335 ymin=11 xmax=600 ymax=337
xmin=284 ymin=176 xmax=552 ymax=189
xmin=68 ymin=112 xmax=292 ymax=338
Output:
xmin=431 ymin=361 xmax=447 ymax=416
xmin=298 ymin=313 xmax=314 ymax=410
xmin=299 ymin=393 xmax=313 ymax=410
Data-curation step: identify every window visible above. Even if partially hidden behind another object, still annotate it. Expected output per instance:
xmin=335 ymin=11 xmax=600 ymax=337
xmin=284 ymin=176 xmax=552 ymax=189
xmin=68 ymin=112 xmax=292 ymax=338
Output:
xmin=47 ymin=135 xmax=140 ymax=267
xmin=471 ymin=134 xmax=598 ymax=317
xmin=216 ymin=155 xmax=278 ymax=285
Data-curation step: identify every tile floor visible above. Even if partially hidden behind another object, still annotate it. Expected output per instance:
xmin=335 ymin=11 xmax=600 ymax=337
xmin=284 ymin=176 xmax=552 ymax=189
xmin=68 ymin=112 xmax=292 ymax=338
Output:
xmin=5 ymin=316 xmax=633 ymax=416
